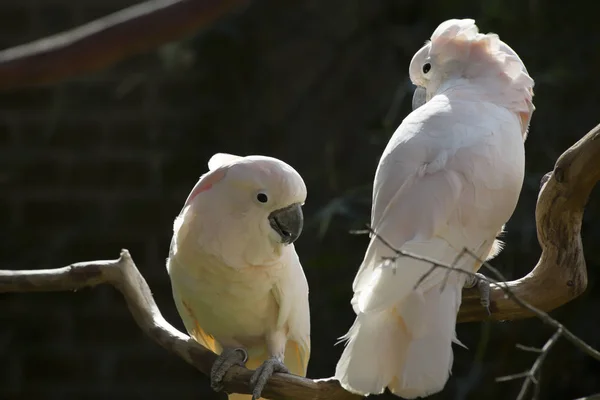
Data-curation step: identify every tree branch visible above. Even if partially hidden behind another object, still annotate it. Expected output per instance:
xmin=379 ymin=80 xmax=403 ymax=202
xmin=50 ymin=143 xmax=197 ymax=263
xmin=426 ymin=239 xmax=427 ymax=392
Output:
xmin=1 ymin=124 xmax=599 ymax=399
xmin=0 ymin=250 xmax=359 ymax=400
xmin=458 ymin=123 xmax=600 ymax=323
xmin=0 ymin=0 xmax=248 ymax=90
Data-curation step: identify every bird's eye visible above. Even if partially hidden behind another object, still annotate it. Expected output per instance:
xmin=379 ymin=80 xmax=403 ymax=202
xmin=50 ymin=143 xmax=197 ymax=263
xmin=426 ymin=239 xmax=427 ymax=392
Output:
xmin=256 ymin=193 xmax=269 ymax=203
xmin=422 ymin=63 xmax=431 ymax=74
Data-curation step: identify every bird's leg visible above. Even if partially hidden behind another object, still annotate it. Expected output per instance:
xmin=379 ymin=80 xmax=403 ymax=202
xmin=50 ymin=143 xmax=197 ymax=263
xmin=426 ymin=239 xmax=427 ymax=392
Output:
xmin=465 ymin=273 xmax=491 ymax=316
xmin=249 ymin=355 xmax=289 ymax=400
xmin=250 ymin=330 xmax=289 ymax=400
xmin=210 ymin=347 xmax=248 ymax=392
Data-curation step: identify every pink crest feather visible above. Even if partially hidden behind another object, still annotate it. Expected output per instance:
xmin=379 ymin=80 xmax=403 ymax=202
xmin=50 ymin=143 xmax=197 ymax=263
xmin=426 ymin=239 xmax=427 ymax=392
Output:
xmin=183 ymin=168 xmax=227 ymax=207
xmin=427 ymin=19 xmax=535 ymax=137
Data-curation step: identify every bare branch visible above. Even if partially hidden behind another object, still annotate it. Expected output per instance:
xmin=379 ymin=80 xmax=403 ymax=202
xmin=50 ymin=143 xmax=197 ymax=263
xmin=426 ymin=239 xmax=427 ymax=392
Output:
xmin=574 ymin=395 xmax=600 ymax=400
xmin=0 ymin=250 xmax=360 ymax=400
xmin=458 ymin=123 xmax=600 ymax=322
xmin=497 ymin=328 xmax=562 ymax=400
xmin=514 ymin=344 xmax=544 ymax=353
xmin=0 ymin=0 xmax=249 ymax=90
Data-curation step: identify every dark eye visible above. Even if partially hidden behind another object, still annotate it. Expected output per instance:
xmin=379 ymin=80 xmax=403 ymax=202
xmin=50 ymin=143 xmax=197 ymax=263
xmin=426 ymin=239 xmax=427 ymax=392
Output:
xmin=422 ymin=63 xmax=431 ymax=74
xmin=256 ymin=193 xmax=268 ymax=203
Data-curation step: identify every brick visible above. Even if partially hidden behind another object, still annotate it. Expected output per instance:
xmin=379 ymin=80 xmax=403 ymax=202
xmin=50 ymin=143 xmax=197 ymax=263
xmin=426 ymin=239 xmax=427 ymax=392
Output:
xmin=15 ymin=117 xmax=49 ymax=146
xmin=21 ymin=351 xmax=99 ymax=385
xmin=157 ymin=78 xmax=210 ymax=109
xmin=0 ymin=230 xmax=44 ymax=266
xmin=0 ymin=88 xmax=55 ymax=112
xmin=162 ymin=156 xmax=208 ymax=190
xmin=113 ymin=346 xmax=205 ymax=382
xmin=0 ymin=116 xmax=16 ymax=146
xmin=109 ymin=53 xmax=159 ymax=77
xmin=4 ymin=159 xmax=66 ymax=187
xmin=0 ymin=353 xmax=22 ymax=396
xmin=67 ymin=158 xmax=149 ymax=190
xmin=5 ymin=307 xmax=72 ymax=349
xmin=65 ymin=81 xmax=145 ymax=112
xmin=112 ymin=198 xmax=177 ymax=231
xmin=21 ymin=199 xmax=101 ymax=227
xmin=0 ymin=5 xmax=30 ymax=36
xmin=102 ymin=117 xmax=149 ymax=149
xmin=71 ymin=313 xmax=141 ymax=346
xmin=37 ymin=4 xmax=74 ymax=35
xmin=46 ymin=118 xmax=105 ymax=149
xmin=154 ymin=113 xmax=215 ymax=149
xmin=0 ymin=198 xmax=13 ymax=227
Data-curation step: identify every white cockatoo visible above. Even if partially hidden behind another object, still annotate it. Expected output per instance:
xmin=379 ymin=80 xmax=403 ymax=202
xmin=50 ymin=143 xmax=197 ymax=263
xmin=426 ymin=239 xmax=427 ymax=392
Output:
xmin=335 ymin=19 xmax=534 ymax=398
xmin=166 ymin=153 xmax=311 ymax=400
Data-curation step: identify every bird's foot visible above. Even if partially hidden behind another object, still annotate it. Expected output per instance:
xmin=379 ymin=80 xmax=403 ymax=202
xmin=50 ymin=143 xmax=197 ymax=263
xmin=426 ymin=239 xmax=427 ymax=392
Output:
xmin=210 ymin=347 xmax=248 ymax=392
xmin=466 ymin=273 xmax=491 ymax=316
xmin=249 ymin=356 xmax=289 ymax=400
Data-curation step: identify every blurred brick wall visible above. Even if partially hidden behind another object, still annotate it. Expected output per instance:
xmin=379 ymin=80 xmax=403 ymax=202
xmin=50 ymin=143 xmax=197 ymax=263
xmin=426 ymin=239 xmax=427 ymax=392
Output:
xmin=1 ymin=1 xmax=600 ymax=399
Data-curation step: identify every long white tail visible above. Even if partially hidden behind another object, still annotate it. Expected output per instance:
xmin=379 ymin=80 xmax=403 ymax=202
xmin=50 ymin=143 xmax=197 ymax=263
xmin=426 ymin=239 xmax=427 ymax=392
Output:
xmin=335 ymin=281 xmax=463 ymax=399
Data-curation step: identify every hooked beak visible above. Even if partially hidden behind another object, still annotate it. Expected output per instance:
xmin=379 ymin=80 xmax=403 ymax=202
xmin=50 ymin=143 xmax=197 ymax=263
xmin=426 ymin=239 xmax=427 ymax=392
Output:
xmin=268 ymin=203 xmax=304 ymax=245
xmin=412 ymin=86 xmax=427 ymax=111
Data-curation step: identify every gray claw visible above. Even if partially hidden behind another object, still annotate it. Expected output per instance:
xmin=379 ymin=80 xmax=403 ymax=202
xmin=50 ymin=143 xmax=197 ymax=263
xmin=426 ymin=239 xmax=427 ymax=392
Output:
xmin=249 ymin=356 xmax=289 ymax=400
xmin=210 ymin=347 xmax=248 ymax=392
xmin=466 ymin=273 xmax=491 ymax=316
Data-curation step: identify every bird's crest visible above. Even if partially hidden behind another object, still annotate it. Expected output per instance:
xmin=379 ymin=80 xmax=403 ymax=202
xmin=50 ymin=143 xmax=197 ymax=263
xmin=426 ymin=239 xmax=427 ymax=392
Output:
xmin=429 ymin=19 xmax=535 ymax=137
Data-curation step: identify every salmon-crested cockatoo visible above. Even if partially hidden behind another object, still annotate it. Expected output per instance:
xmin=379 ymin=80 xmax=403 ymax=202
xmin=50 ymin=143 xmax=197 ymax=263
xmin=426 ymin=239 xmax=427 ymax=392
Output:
xmin=167 ymin=153 xmax=311 ymax=400
xmin=335 ymin=19 xmax=534 ymax=398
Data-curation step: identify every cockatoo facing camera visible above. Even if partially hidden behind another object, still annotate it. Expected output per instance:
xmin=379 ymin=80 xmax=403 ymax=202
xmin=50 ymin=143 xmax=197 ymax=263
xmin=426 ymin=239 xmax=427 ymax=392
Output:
xmin=167 ymin=153 xmax=311 ymax=400
xmin=335 ymin=19 xmax=534 ymax=398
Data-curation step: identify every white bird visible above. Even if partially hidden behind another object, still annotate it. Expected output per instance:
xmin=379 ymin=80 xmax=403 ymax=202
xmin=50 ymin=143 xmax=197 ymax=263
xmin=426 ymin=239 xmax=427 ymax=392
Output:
xmin=335 ymin=18 xmax=534 ymax=398
xmin=166 ymin=153 xmax=311 ymax=400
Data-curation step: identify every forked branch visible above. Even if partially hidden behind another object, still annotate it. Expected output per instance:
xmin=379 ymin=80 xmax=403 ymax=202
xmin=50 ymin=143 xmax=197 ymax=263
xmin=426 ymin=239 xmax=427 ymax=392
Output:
xmin=458 ymin=123 xmax=600 ymax=322
xmin=1 ymin=124 xmax=599 ymax=399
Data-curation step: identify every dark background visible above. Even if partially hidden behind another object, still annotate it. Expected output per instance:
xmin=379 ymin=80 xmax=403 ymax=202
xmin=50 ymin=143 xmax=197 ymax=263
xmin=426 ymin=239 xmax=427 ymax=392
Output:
xmin=1 ymin=1 xmax=599 ymax=399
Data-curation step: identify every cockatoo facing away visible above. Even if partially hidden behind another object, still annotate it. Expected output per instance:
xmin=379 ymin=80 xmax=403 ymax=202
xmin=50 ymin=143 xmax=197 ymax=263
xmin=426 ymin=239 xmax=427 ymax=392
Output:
xmin=167 ymin=153 xmax=311 ymax=400
xmin=335 ymin=19 xmax=534 ymax=398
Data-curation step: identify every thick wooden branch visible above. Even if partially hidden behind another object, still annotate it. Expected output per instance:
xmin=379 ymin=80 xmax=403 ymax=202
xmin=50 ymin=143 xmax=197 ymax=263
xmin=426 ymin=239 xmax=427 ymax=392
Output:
xmin=0 ymin=0 xmax=248 ymax=90
xmin=0 ymin=250 xmax=358 ymax=400
xmin=458 ymin=123 xmax=600 ymax=323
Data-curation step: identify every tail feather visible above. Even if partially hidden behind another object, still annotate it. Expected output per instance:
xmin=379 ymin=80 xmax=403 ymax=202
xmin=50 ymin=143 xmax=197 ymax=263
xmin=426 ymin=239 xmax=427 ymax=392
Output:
xmin=335 ymin=309 xmax=408 ymax=395
xmin=336 ymin=279 xmax=464 ymax=398
xmin=392 ymin=281 xmax=463 ymax=398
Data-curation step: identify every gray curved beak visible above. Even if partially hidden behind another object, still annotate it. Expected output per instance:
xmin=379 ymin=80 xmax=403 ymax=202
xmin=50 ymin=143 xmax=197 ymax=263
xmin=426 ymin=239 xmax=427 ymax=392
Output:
xmin=412 ymin=86 xmax=427 ymax=111
xmin=268 ymin=203 xmax=304 ymax=245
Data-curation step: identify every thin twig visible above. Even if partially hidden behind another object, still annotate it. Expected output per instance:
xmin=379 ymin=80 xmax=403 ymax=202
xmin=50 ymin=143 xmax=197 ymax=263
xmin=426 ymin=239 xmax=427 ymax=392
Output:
xmin=496 ymin=328 xmax=562 ymax=400
xmin=515 ymin=344 xmax=544 ymax=353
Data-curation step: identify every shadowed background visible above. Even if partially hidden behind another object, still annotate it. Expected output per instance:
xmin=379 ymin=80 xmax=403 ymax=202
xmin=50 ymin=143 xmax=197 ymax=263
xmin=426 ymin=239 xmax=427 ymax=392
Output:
xmin=1 ymin=0 xmax=599 ymax=399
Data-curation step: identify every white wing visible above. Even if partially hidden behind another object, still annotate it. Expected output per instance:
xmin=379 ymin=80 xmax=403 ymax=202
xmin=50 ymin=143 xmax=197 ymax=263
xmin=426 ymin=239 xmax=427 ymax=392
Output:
xmin=271 ymin=246 xmax=311 ymax=376
xmin=352 ymin=95 xmax=525 ymax=314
